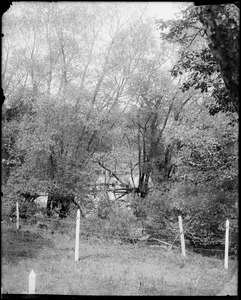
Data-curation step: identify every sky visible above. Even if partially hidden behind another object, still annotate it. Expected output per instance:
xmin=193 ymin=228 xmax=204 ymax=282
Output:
xmin=145 ymin=2 xmax=182 ymax=20
xmin=7 ymin=2 xmax=183 ymax=21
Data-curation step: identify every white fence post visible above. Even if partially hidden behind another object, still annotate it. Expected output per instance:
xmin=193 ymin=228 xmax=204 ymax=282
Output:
xmin=29 ymin=270 xmax=36 ymax=294
xmin=75 ymin=209 xmax=80 ymax=261
xmin=16 ymin=201 xmax=20 ymax=230
xmin=178 ymin=215 xmax=186 ymax=257
xmin=224 ymin=219 xmax=229 ymax=270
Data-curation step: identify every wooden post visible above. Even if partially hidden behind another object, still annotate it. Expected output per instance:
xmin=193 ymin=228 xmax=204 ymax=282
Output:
xmin=75 ymin=209 xmax=80 ymax=261
xmin=178 ymin=215 xmax=186 ymax=256
xmin=16 ymin=201 xmax=20 ymax=230
xmin=224 ymin=219 xmax=229 ymax=270
xmin=29 ymin=270 xmax=36 ymax=294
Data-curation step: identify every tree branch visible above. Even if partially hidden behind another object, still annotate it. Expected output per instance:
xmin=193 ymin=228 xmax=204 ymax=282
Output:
xmin=96 ymin=159 xmax=129 ymax=188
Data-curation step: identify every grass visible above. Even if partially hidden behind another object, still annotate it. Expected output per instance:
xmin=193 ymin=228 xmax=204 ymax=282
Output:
xmin=1 ymin=219 xmax=238 ymax=295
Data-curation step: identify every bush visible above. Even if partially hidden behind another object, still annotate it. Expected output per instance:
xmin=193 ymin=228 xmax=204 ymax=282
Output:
xmin=134 ymin=190 xmax=181 ymax=242
xmin=184 ymin=190 xmax=238 ymax=255
xmin=131 ymin=182 xmax=238 ymax=255
xmin=96 ymin=196 xmax=112 ymax=220
xmin=78 ymin=207 xmax=142 ymax=243
xmin=104 ymin=210 xmax=138 ymax=239
xmin=9 ymin=201 xmax=38 ymax=220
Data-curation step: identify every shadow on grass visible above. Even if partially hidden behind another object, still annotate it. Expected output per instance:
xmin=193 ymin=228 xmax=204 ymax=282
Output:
xmin=2 ymin=223 xmax=54 ymax=264
xmin=79 ymin=254 xmax=93 ymax=260
xmin=79 ymin=253 xmax=111 ymax=261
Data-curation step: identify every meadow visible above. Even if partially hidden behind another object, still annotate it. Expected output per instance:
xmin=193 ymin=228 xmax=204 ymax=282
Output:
xmin=1 ymin=220 xmax=237 ymax=296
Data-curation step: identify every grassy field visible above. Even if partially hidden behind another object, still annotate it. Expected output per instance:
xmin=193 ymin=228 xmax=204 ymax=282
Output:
xmin=1 ymin=220 xmax=237 ymax=296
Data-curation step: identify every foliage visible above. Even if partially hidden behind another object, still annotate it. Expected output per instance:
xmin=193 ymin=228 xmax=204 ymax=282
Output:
xmin=196 ymin=4 xmax=239 ymax=113
xmin=2 ymin=3 xmax=161 ymax=203
xmin=9 ymin=201 xmax=39 ymax=220
xmin=104 ymin=209 xmax=140 ymax=241
xmin=1 ymin=3 xmax=238 ymax=259
xmin=155 ymin=3 xmax=239 ymax=115
xmin=184 ymin=189 xmax=238 ymax=256
xmin=171 ymin=48 xmax=235 ymax=115
xmin=78 ymin=207 xmax=141 ymax=243
xmin=96 ymin=195 xmax=113 ymax=220
xmin=136 ymin=181 xmax=238 ymax=255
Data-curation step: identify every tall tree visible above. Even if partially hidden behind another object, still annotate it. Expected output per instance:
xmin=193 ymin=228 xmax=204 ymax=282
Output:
xmin=156 ymin=3 xmax=239 ymax=116
xmin=195 ymin=4 xmax=239 ymax=114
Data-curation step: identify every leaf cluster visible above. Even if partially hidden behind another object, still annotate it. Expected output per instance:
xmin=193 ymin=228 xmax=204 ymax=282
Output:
xmin=156 ymin=4 xmax=237 ymax=115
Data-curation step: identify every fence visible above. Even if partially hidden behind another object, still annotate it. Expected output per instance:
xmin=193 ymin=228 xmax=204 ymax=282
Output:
xmin=13 ymin=201 xmax=233 ymax=264
xmin=1 ymin=204 xmax=235 ymax=295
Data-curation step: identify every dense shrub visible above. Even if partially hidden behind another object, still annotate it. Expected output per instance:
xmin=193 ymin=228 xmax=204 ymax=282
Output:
xmin=134 ymin=190 xmax=181 ymax=242
xmin=9 ymin=201 xmax=38 ymax=220
xmin=183 ymin=190 xmax=238 ymax=255
xmin=78 ymin=208 xmax=143 ymax=243
xmin=132 ymin=182 xmax=238 ymax=255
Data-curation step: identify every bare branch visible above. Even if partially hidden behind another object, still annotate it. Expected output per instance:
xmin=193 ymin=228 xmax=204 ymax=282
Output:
xmin=186 ymin=28 xmax=202 ymax=49
xmin=96 ymin=159 xmax=129 ymax=188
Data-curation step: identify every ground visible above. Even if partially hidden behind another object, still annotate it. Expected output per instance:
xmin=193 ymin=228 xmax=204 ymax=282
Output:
xmin=1 ymin=220 xmax=238 ymax=295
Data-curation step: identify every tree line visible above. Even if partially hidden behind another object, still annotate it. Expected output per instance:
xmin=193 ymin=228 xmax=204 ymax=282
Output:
xmin=2 ymin=2 xmax=238 ymax=253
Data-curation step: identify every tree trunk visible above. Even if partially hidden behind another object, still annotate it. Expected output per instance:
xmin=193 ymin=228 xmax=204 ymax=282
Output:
xmin=196 ymin=4 xmax=239 ymax=114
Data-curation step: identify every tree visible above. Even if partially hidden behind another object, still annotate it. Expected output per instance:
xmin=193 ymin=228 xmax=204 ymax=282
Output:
xmin=2 ymin=3 xmax=160 ymax=218
xmin=2 ymin=2 xmax=238 ymax=243
xmin=1 ymin=87 xmax=37 ymax=184
xmin=156 ymin=3 xmax=239 ymax=116
xmin=195 ymin=4 xmax=239 ymax=113
xmin=92 ymin=46 xmax=203 ymax=221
